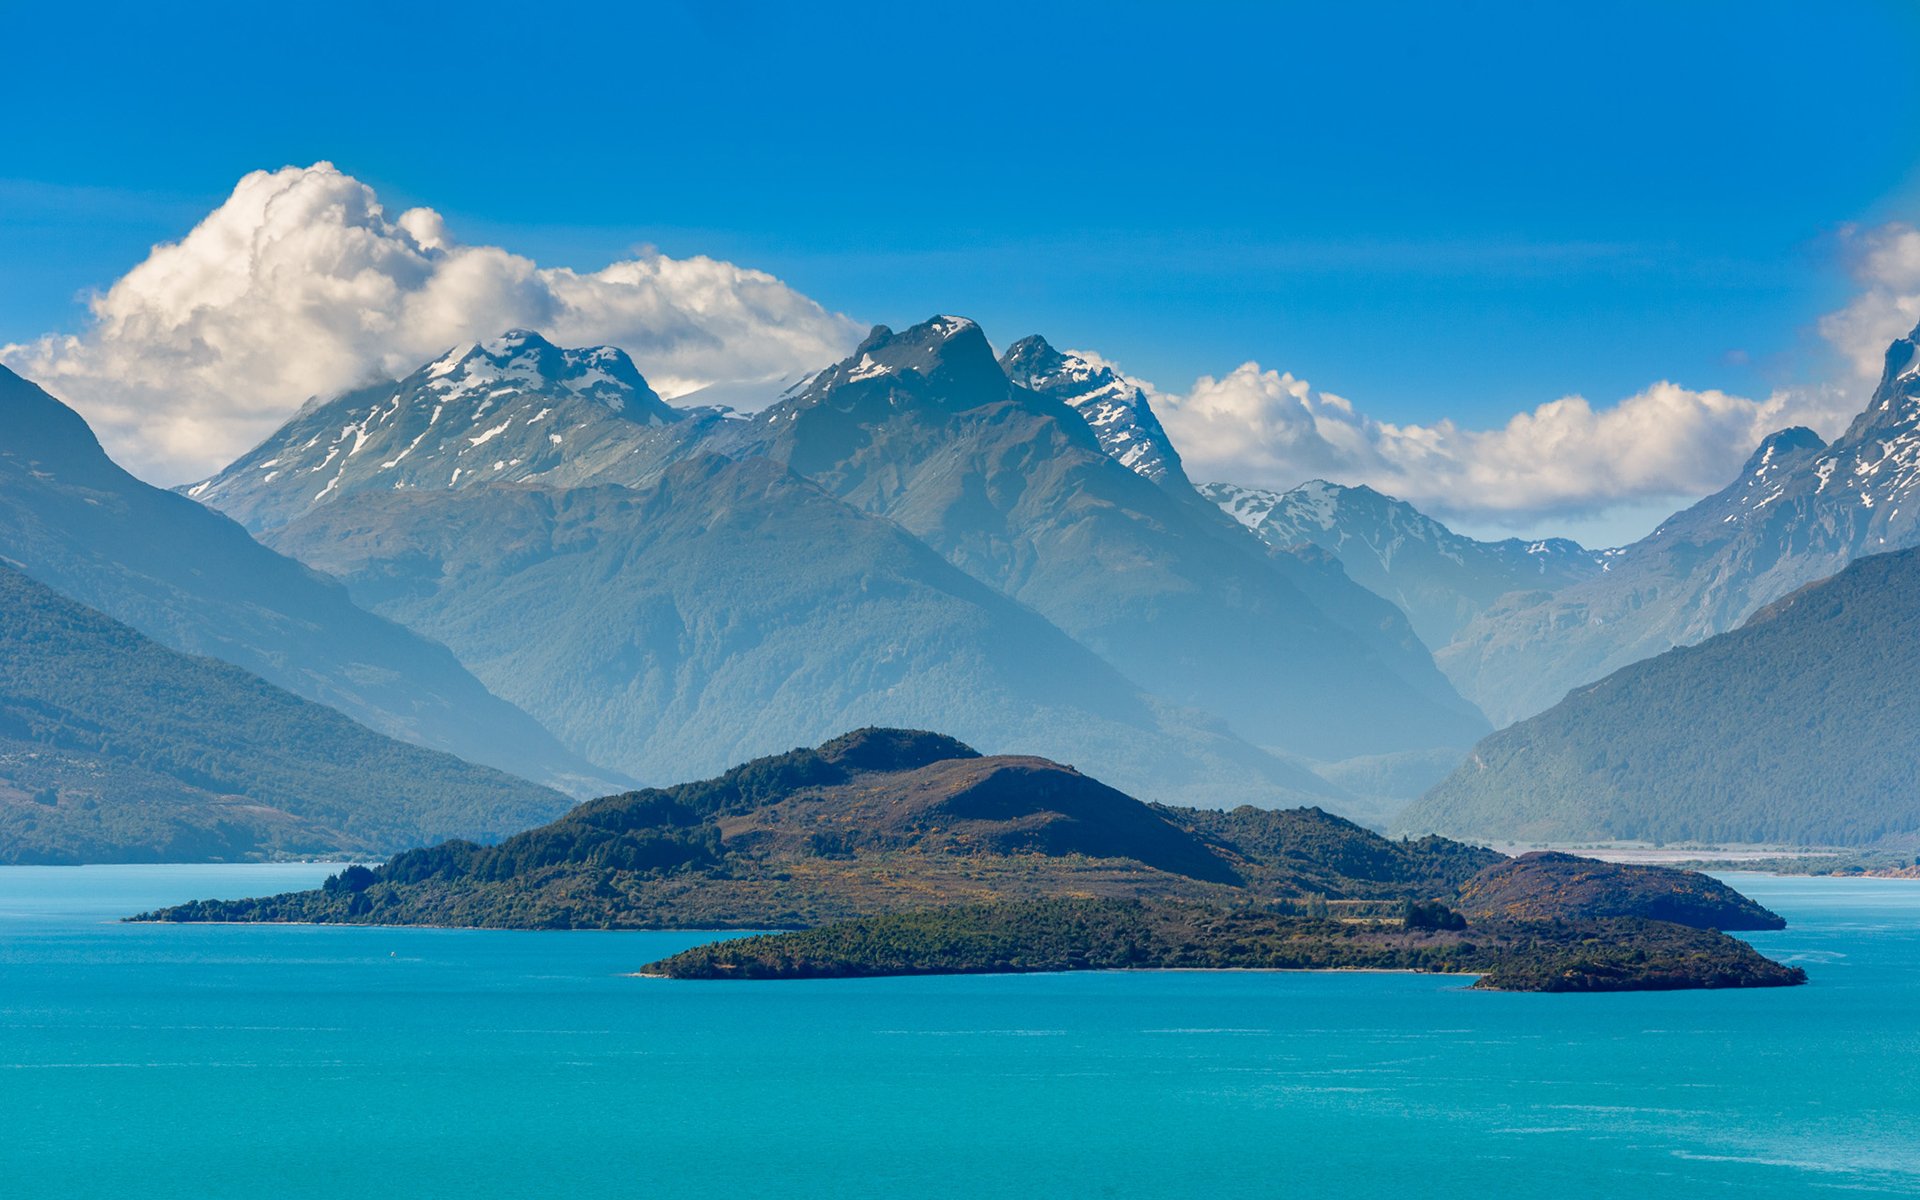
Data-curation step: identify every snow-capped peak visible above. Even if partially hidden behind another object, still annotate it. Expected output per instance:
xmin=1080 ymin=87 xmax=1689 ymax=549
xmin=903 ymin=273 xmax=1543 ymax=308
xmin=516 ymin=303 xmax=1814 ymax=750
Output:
xmin=795 ymin=315 xmax=1008 ymax=403
xmin=999 ymin=335 xmax=1188 ymax=487
xmin=184 ymin=331 xmax=688 ymax=523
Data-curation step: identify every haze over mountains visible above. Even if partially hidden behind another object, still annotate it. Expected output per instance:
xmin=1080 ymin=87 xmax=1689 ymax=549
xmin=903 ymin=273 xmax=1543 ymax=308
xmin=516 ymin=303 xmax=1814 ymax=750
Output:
xmin=7 ymin=290 xmax=1920 ymax=860
xmin=1202 ymin=480 xmax=1608 ymax=649
xmin=0 ymin=561 xmax=571 ymax=863
xmin=188 ymin=317 xmax=1489 ymax=811
xmin=0 ymin=365 xmax=612 ymax=797
xmin=1406 ymin=544 xmax=1920 ymax=847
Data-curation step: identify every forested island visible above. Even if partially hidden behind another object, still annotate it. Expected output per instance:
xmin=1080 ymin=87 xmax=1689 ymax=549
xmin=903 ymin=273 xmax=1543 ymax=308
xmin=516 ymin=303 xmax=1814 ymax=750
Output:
xmin=137 ymin=729 xmax=1804 ymax=993
xmin=644 ymin=899 xmax=1804 ymax=993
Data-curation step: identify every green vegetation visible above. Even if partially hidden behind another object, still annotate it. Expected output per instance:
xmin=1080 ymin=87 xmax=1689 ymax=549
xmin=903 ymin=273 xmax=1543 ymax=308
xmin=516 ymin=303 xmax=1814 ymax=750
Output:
xmin=0 ymin=561 xmax=573 ymax=863
xmin=1407 ymin=546 xmax=1920 ymax=847
xmin=138 ymin=729 xmax=1510 ymax=927
xmin=138 ymin=727 xmax=1806 ymax=992
xmin=641 ymin=898 xmax=1806 ymax=993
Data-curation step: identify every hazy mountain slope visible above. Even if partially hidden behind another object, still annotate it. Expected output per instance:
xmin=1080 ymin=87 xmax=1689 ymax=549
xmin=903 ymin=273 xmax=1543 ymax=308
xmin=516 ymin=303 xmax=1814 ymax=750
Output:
xmin=1402 ymin=546 xmax=1920 ymax=846
xmin=1203 ymin=480 xmax=1606 ymax=649
xmin=255 ymin=452 xmax=1345 ymax=808
xmin=0 ymin=562 xmax=573 ymax=864
xmin=0 ymin=364 xmax=611 ymax=795
xmin=723 ymin=316 xmax=1489 ymax=760
xmin=1439 ymin=320 xmax=1920 ymax=725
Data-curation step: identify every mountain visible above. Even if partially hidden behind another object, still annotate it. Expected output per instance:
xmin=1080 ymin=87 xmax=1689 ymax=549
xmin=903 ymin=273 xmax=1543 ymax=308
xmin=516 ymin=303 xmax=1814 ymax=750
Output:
xmin=1202 ymin=480 xmax=1607 ymax=649
xmin=722 ymin=317 xmax=1490 ymax=760
xmin=999 ymin=336 xmax=1189 ymax=490
xmin=141 ymin=728 xmax=1806 ymax=994
xmin=1439 ymin=321 xmax=1920 ymax=725
xmin=186 ymin=353 xmax=1346 ymax=807
xmin=245 ymin=451 xmax=1343 ymax=806
xmin=0 ymin=561 xmax=572 ymax=864
xmin=187 ymin=320 xmax=1485 ymax=791
xmin=142 ymin=727 xmax=1505 ymax=929
xmin=186 ymin=330 xmax=705 ymax=532
xmin=0 ymin=364 xmax=610 ymax=795
xmin=1402 ymin=544 xmax=1920 ymax=846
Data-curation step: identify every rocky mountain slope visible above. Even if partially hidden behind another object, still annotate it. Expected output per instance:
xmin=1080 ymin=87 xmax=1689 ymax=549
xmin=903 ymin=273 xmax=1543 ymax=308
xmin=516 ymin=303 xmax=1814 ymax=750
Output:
xmin=0 ymin=365 xmax=611 ymax=795
xmin=1203 ymin=480 xmax=1606 ymax=649
xmin=0 ymin=562 xmax=572 ymax=863
xmin=1402 ymin=544 xmax=1920 ymax=846
xmin=1438 ymin=320 xmax=1920 ymax=724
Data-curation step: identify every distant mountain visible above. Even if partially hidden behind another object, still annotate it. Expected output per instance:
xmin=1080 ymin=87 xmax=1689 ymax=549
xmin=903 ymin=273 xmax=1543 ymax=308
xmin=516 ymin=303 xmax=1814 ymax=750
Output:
xmin=0 ymin=561 xmax=572 ymax=864
xmin=723 ymin=317 xmax=1490 ymax=760
xmin=187 ymin=330 xmax=706 ymax=532
xmin=999 ymin=336 xmax=1189 ymax=490
xmin=0 ymin=364 xmax=610 ymax=795
xmin=1402 ymin=545 xmax=1920 ymax=846
xmin=190 ymin=318 xmax=1487 ymax=778
xmin=229 ymin=449 xmax=1344 ymax=809
xmin=1439 ymin=320 xmax=1920 ymax=725
xmin=1202 ymin=480 xmax=1606 ymax=649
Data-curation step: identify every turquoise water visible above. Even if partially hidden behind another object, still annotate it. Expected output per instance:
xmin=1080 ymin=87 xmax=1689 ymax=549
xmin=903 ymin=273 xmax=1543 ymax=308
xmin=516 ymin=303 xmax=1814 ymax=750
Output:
xmin=1 ymin=867 xmax=1916 ymax=1198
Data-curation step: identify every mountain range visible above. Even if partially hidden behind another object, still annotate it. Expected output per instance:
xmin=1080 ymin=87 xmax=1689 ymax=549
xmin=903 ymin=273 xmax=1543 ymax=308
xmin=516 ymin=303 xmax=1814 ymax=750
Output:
xmin=184 ymin=318 xmax=1490 ymax=809
xmin=0 ymin=560 xmax=571 ymax=863
xmin=13 ymin=299 xmax=1920 ymax=858
xmin=0 ymin=364 xmax=610 ymax=797
xmin=1202 ymin=479 xmax=1608 ymax=649
xmin=1402 ymin=542 xmax=1920 ymax=847
xmin=1437 ymin=322 xmax=1920 ymax=724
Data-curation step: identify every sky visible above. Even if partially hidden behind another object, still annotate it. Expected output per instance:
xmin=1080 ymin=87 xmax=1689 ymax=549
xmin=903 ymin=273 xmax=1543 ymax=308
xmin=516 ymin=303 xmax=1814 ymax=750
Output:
xmin=6 ymin=0 xmax=1920 ymax=544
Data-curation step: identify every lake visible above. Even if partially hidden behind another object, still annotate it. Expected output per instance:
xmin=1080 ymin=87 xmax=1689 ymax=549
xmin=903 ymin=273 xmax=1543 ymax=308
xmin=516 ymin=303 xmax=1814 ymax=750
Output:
xmin=1 ymin=866 xmax=1915 ymax=1197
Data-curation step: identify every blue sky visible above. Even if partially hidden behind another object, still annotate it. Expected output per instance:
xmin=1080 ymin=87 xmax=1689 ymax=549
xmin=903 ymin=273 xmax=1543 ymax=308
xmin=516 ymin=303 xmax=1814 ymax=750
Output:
xmin=6 ymin=1 xmax=1920 ymax=540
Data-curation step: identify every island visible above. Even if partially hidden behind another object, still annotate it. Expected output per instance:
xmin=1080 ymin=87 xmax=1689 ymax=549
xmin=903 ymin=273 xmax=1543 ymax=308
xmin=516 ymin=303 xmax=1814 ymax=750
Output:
xmin=642 ymin=899 xmax=1804 ymax=992
xmin=137 ymin=728 xmax=1806 ymax=993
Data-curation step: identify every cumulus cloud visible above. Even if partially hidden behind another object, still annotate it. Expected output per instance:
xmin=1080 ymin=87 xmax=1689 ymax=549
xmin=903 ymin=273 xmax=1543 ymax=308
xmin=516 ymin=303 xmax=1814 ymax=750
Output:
xmin=1818 ymin=221 xmax=1920 ymax=383
xmin=1139 ymin=361 xmax=1856 ymax=528
xmin=2 ymin=163 xmax=863 ymax=483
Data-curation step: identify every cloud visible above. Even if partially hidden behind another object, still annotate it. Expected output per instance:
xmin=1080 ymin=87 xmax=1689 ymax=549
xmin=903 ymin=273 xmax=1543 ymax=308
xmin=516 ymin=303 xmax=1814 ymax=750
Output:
xmin=1818 ymin=221 xmax=1920 ymax=383
xmin=1141 ymin=361 xmax=1856 ymax=528
xmin=2 ymin=163 xmax=863 ymax=483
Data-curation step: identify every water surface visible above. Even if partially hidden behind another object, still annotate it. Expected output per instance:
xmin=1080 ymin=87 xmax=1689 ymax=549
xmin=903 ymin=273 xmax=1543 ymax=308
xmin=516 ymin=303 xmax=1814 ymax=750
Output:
xmin=1 ymin=866 xmax=1915 ymax=1198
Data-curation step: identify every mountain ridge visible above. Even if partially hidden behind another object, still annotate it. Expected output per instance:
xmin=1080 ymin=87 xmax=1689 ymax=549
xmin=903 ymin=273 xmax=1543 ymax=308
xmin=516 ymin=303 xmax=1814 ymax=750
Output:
xmin=1437 ymin=321 xmax=1920 ymax=725
xmin=0 ymin=560 xmax=573 ymax=863
xmin=1402 ymin=542 xmax=1920 ymax=846
xmin=1202 ymin=479 xmax=1608 ymax=649
xmin=0 ymin=364 xmax=614 ymax=796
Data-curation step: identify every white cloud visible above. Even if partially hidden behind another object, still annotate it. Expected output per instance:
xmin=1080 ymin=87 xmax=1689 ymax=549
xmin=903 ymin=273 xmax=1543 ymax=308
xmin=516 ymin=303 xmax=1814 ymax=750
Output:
xmin=1818 ymin=221 xmax=1920 ymax=384
xmin=1144 ymin=361 xmax=1856 ymax=529
xmin=2 ymin=163 xmax=863 ymax=483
